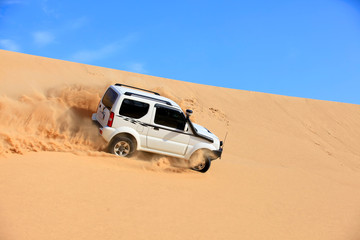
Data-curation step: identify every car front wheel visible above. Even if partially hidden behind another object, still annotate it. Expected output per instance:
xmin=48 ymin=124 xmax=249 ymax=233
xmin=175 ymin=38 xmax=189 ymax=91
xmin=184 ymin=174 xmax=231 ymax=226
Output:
xmin=191 ymin=156 xmax=211 ymax=173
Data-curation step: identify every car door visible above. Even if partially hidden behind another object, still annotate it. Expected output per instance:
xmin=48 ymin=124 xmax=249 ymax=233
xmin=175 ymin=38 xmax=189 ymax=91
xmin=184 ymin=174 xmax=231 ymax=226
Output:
xmin=147 ymin=105 xmax=190 ymax=156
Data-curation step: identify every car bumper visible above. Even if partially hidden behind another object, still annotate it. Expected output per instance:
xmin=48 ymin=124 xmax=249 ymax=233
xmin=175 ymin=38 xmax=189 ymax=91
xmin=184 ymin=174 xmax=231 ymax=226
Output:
xmin=210 ymin=148 xmax=223 ymax=160
xmin=92 ymin=114 xmax=113 ymax=142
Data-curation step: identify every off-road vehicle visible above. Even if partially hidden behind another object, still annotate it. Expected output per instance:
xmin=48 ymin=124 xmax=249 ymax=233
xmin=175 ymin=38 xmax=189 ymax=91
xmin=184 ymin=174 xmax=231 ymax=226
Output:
xmin=92 ymin=84 xmax=223 ymax=172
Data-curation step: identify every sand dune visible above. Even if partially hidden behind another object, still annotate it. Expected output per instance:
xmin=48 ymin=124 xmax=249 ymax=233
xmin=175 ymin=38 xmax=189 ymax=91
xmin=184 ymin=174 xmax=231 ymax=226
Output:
xmin=0 ymin=50 xmax=360 ymax=240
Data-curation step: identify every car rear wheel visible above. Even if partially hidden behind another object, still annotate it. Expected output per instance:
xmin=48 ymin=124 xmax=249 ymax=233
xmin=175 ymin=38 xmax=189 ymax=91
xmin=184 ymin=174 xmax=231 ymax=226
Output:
xmin=109 ymin=136 xmax=135 ymax=157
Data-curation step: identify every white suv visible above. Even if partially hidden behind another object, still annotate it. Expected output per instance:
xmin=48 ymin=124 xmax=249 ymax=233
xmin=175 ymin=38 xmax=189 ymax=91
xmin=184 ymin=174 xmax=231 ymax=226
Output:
xmin=92 ymin=84 xmax=223 ymax=172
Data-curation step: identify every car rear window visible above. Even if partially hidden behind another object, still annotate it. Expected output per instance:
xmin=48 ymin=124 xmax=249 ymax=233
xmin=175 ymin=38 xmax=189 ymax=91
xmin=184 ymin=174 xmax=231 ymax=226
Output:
xmin=102 ymin=88 xmax=118 ymax=109
xmin=119 ymin=99 xmax=150 ymax=119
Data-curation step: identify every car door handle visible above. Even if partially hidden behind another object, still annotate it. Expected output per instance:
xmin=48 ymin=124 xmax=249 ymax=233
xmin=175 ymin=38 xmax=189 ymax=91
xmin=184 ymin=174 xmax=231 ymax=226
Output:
xmin=153 ymin=127 xmax=159 ymax=131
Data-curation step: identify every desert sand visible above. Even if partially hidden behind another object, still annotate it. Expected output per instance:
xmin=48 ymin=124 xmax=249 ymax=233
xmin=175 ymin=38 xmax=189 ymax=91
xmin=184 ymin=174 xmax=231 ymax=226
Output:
xmin=0 ymin=49 xmax=360 ymax=240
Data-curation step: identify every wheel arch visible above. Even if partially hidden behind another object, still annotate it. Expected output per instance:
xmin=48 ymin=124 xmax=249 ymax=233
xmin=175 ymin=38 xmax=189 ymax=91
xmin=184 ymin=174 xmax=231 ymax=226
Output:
xmin=188 ymin=148 xmax=210 ymax=161
xmin=186 ymin=143 xmax=216 ymax=160
xmin=109 ymin=127 xmax=140 ymax=150
xmin=112 ymin=133 xmax=138 ymax=150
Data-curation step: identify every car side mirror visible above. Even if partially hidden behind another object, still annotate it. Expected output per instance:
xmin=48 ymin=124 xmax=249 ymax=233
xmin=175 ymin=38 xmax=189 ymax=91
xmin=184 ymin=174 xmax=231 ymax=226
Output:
xmin=186 ymin=109 xmax=193 ymax=118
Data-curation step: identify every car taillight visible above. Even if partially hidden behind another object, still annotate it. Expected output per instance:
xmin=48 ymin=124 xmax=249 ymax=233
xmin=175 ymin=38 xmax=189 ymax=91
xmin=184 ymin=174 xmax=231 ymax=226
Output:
xmin=107 ymin=111 xmax=114 ymax=127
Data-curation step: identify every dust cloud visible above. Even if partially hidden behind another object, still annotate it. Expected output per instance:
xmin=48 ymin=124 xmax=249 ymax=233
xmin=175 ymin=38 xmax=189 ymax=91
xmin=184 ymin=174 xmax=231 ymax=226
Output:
xmin=0 ymin=85 xmax=107 ymax=155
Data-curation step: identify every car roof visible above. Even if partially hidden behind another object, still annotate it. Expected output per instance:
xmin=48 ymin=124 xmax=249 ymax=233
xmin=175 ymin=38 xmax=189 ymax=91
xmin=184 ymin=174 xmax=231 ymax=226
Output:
xmin=112 ymin=85 xmax=181 ymax=109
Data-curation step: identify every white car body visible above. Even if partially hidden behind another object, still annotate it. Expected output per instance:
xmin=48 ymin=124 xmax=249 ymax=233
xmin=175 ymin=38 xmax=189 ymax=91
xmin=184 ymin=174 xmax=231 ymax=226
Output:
xmin=92 ymin=84 xmax=222 ymax=163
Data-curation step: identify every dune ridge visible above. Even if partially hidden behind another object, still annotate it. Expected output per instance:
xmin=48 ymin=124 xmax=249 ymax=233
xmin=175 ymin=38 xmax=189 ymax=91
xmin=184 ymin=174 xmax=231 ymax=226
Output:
xmin=1 ymin=50 xmax=360 ymax=240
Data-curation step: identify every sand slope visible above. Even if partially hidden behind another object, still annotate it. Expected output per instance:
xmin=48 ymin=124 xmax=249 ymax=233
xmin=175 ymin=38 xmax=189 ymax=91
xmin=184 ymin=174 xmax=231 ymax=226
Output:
xmin=0 ymin=50 xmax=360 ymax=240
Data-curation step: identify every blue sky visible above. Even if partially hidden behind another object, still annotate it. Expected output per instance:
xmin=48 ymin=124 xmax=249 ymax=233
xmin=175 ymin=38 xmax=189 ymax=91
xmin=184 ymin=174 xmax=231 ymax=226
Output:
xmin=1 ymin=0 xmax=360 ymax=104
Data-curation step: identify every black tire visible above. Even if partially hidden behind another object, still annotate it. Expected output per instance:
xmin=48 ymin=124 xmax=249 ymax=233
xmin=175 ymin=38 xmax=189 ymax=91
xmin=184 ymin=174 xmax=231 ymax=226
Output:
xmin=191 ymin=156 xmax=211 ymax=173
xmin=108 ymin=136 xmax=135 ymax=157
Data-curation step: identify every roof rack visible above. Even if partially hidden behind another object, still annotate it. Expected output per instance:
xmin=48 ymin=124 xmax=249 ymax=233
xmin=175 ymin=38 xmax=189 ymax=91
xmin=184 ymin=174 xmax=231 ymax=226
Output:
xmin=124 ymin=92 xmax=172 ymax=106
xmin=115 ymin=83 xmax=160 ymax=96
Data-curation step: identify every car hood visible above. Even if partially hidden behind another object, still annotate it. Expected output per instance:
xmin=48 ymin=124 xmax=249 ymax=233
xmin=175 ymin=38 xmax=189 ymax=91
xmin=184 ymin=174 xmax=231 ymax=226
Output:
xmin=192 ymin=123 xmax=218 ymax=140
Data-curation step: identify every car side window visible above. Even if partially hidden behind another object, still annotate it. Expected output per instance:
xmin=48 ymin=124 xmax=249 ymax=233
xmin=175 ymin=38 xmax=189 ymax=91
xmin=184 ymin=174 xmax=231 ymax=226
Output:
xmin=119 ymin=99 xmax=149 ymax=119
xmin=154 ymin=106 xmax=186 ymax=131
